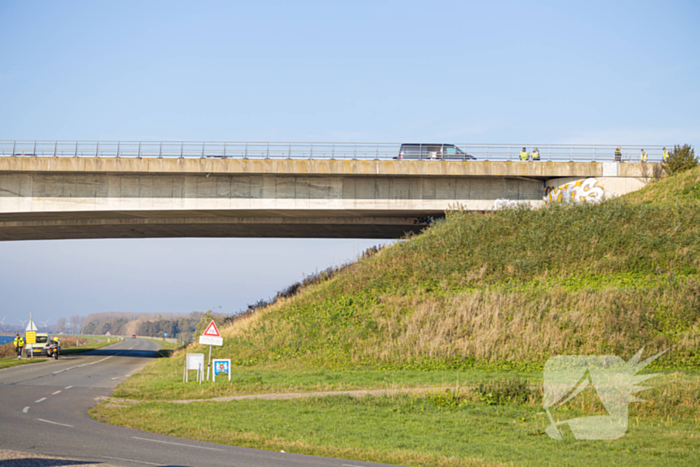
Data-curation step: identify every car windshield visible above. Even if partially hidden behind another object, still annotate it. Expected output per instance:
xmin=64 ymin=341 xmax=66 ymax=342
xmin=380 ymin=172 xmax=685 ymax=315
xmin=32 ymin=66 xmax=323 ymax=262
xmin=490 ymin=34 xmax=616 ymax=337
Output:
xmin=35 ymin=336 xmax=49 ymax=344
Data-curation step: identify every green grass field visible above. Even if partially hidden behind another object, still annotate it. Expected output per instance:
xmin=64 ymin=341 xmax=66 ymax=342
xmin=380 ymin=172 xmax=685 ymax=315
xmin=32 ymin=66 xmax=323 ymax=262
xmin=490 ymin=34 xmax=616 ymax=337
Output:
xmin=94 ymin=370 xmax=700 ymax=467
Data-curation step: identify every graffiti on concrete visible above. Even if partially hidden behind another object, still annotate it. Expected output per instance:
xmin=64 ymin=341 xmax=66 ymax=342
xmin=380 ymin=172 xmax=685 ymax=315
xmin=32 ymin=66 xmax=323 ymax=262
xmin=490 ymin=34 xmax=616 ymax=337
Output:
xmin=545 ymin=178 xmax=605 ymax=203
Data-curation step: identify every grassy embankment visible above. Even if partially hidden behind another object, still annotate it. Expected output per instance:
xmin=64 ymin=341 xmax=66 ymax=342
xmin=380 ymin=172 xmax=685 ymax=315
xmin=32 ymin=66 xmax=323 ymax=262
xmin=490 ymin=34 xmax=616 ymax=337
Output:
xmin=94 ymin=166 xmax=700 ymax=466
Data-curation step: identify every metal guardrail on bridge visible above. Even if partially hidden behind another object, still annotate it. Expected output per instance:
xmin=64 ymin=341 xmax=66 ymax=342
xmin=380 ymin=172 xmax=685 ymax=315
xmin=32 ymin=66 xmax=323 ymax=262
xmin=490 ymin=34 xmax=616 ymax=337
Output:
xmin=0 ymin=140 xmax=670 ymax=162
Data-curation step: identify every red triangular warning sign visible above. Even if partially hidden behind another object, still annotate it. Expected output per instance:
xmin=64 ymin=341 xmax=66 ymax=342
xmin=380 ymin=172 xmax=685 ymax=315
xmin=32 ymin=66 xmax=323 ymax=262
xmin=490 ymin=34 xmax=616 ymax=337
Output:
xmin=202 ymin=320 xmax=221 ymax=337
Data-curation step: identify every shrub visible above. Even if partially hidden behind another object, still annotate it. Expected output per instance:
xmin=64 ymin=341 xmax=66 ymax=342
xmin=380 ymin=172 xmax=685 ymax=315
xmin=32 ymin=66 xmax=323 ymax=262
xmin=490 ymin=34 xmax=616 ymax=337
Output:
xmin=663 ymin=144 xmax=697 ymax=175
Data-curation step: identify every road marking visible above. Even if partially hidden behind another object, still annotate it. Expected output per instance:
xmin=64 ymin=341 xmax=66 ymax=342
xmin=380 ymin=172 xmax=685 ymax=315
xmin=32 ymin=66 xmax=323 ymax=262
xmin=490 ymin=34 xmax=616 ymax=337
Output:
xmin=102 ymin=456 xmax=165 ymax=466
xmin=343 ymin=465 xmax=365 ymax=467
xmin=52 ymin=390 xmax=61 ymax=395
xmin=23 ymin=406 xmax=30 ymax=413
xmin=35 ymin=398 xmax=47 ymax=403
xmin=53 ymin=355 xmax=116 ymax=375
xmin=65 ymin=385 xmax=73 ymax=389
xmin=37 ymin=418 xmax=73 ymax=427
xmin=133 ymin=436 xmax=226 ymax=451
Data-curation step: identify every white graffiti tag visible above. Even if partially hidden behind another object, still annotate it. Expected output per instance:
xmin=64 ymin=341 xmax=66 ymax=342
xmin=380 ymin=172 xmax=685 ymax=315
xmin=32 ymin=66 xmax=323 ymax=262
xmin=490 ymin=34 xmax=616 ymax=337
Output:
xmin=545 ymin=178 xmax=605 ymax=203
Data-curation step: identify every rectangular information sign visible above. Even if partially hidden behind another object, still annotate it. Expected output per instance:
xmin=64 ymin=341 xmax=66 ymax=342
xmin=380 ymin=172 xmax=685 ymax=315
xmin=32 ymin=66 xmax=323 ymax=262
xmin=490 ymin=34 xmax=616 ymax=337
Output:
xmin=25 ymin=331 xmax=36 ymax=344
xmin=199 ymin=335 xmax=223 ymax=346
xmin=212 ymin=359 xmax=231 ymax=382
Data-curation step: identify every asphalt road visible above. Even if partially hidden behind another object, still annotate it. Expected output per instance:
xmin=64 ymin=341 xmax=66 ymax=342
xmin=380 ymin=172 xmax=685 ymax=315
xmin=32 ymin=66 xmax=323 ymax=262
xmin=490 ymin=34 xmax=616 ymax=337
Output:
xmin=0 ymin=339 xmax=394 ymax=467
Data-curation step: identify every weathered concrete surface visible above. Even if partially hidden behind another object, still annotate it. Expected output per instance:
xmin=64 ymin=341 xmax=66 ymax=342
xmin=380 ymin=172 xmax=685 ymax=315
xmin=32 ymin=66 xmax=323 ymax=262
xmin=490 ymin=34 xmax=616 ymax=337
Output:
xmin=0 ymin=157 xmax=658 ymax=240
xmin=0 ymin=156 xmax=646 ymax=178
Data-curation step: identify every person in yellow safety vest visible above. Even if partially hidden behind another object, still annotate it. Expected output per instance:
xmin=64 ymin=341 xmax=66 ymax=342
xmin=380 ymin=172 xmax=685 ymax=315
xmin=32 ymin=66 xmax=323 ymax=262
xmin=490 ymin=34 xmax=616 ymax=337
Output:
xmin=13 ymin=334 xmax=25 ymax=359
xmin=531 ymin=148 xmax=540 ymax=161
xmin=519 ymin=147 xmax=529 ymax=161
xmin=662 ymin=147 xmax=670 ymax=163
xmin=614 ymin=146 xmax=622 ymax=162
xmin=640 ymin=149 xmax=648 ymax=163
xmin=54 ymin=337 xmax=60 ymax=351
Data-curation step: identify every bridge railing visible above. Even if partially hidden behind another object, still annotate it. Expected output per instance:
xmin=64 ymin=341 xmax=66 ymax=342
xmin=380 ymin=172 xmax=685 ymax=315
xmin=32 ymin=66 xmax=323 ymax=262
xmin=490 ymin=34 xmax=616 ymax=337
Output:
xmin=0 ymin=141 xmax=671 ymax=162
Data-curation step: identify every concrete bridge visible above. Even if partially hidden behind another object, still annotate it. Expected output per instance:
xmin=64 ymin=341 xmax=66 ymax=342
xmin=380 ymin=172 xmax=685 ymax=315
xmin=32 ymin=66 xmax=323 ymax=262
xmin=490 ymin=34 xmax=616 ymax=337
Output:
xmin=0 ymin=157 xmax=659 ymax=240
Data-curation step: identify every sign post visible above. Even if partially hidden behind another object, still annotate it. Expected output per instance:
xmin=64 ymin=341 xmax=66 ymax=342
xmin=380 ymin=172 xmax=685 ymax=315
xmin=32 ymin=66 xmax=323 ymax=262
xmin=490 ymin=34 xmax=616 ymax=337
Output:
xmin=25 ymin=317 xmax=38 ymax=359
xmin=198 ymin=320 xmax=223 ymax=381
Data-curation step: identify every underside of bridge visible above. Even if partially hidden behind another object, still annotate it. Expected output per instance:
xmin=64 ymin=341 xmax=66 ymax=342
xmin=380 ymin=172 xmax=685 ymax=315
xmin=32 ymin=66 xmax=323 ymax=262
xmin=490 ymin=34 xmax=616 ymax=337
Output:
xmin=0 ymin=210 xmax=436 ymax=240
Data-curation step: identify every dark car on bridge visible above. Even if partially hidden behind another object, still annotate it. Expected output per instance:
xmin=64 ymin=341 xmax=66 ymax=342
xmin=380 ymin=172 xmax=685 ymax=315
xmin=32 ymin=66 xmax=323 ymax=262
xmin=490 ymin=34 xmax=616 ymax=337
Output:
xmin=396 ymin=143 xmax=476 ymax=161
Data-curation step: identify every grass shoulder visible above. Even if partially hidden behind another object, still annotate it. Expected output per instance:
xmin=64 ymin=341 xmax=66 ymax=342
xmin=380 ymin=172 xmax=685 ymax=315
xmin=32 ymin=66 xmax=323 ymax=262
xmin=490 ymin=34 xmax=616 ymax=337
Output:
xmin=94 ymin=370 xmax=700 ymax=467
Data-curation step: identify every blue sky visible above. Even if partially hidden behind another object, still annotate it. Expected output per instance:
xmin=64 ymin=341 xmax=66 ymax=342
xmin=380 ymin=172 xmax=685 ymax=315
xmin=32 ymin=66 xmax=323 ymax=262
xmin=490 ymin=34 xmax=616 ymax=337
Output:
xmin=0 ymin=0 xmax=698 ymax=325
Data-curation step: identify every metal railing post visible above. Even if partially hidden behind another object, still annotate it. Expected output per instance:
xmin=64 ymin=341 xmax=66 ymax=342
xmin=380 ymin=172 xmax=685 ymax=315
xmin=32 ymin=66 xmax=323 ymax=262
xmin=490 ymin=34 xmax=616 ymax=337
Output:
xmin=159 ymin=142 xmax=163 ymax=158
xmin=32 ymin=141 xmax=37 ymax=157
xmin=353 ymin=143 xmax=356 ymax=160
xmin=117 ymin=141 xmax=121 ymax=158
xmin=593 ymin=147 xmax=596 ymax=162
xmin=376 ymin=143 xmax=379 ymax=160
xmin=309 ymin=143 xmax=313 ymax=159
xmin=137 ymin=142 xmax=142 ymax=158
xmin=11 ymin=140 xmax=16 ymax=156
xmin=244 ymin=142 xmax=248 ymax=159
xmin=570 ymin=146 xmax=573 ymax=162
xmin=74 ymin=141 xmax=78 ymax=157
xmin=331 ymin=143 xmax=335 ymax=160
xmin=180 ymin=142 xmax=184 ymax=159
xmin=266 ymin=142 xmax=269 ymax=159
xmin=485 ymin=144 xmax=488 ymax=161
xmin=288 ymin=142 xmax=291 ymax=159
xmin=95 ymin=142 xmax=99 ymax=157
xmin=53 ymin=141 xmax=58 ymax=157
xmin=201 ymin=142 xmax=205 ymax=158
xmin=223 ymin=142 xmax=227 ymax=159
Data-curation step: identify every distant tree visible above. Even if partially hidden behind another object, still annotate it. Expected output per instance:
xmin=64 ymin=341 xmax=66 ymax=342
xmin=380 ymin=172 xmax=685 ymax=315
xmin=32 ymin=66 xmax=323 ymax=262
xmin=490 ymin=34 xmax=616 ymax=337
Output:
xmin=663 ymin=144 xmax=698 ymax=175
xmin=56 ymin=317 xmax=67 ymax=333
xmin=69 ymin=315 xmax=85 ymax=334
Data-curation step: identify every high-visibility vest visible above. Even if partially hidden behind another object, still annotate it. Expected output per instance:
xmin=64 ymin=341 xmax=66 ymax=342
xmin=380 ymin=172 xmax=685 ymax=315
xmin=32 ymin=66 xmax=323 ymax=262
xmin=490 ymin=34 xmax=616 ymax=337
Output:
xmin=519 ymin=151 xmax=529 ymax=161
xmin=614 ymin=149 xmax=622 ymax=161
xmin=663 ymin=151 xmax=669 ymax=162
xmin=641 ymin=151 xmax=648 ymax=162
xmin=14 ymin=337 xmax=24 ymax=348
xmin=532 ymin=151 xmax=540 ymax=160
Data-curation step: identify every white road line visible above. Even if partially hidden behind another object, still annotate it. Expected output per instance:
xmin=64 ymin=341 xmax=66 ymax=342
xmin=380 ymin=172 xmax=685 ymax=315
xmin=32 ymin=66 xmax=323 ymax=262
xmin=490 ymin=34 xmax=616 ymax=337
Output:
xmin=35 ymin=397 xmax=47 ymax=403
xmin=102 ymin=456 xmax=165 ymax=466
xmin=22 ymin=406 xmax=30 ymax=413
xmin=343 ymin=465 xmax=365 ymax=467
xmin=53 ymin=355 xmax=116 ymax=375
xmin=65 ymin=385 xmax=73 ymax=389
xmin=132 ymin=436 xmax=226 ymax=451
xmin=37 ymin=418 xmax=73 ymax=427
xmin=52 ymin=390 xmax=61 ymax=395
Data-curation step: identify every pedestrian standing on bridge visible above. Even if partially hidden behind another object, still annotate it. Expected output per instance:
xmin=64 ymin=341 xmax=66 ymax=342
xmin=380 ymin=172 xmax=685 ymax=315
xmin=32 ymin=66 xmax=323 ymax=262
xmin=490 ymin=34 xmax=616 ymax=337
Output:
xmin=13 ymin=334 xmax=24 ymax=359
xmin=663 ymin=147 xmax=670 ymax=163
xmin=519 ymin=147 xmax=530 ymax=161
xmin=531 ymin=148 xmax=540 ymax=161
xmin=614 ymin=146 xmax=622 ymax=162
xmin=640 ymin=149 xmax=648 ymax=163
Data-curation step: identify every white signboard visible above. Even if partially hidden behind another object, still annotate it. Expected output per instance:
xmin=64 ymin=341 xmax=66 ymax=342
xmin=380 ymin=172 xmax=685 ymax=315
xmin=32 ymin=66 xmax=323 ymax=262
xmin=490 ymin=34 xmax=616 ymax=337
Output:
xmin=183 ymin=353 xmax=205 ymax=383
xmin=199 ymin=335 xmax=223 ymax=346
